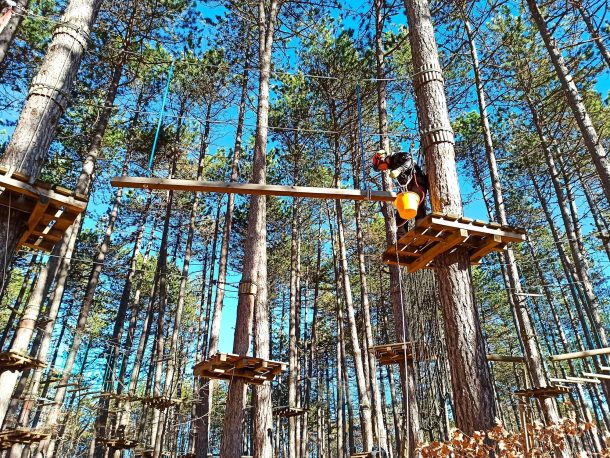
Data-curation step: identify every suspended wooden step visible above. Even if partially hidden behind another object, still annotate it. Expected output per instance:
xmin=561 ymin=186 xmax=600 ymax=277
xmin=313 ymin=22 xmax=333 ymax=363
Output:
xmin=97 ymin=437 xmax=139 ymax=449
xmin=513 ymin=385 xmax=571 ymax=399
xmin=487 ymin=354 xmax=526 ymax=363
xmin=273 ymin=406 xmax=306 ymax=418
xmin=194 ymin=353 xmax=287 ymax=385
xmin=178 ymin=454 xmax=196 ymax=458
xmin=111 ymin=176 xmax=396 ymax=202
xmin=0 ymin=351 xmax=46 ymax=372
xmin=368 ymin=342 xmax=433 ymax=365
xmin=139 ymin=395 xmax=181 ymax=410
xmin=351 ymin=453 xmax=375 ymax=458
xmin=0 ymin=166 xmax=87 ymax=252
xmin=99 ymin=391 xmax=134 ymax=400
xmin=134 ymin=448 xmax=154 ymax=457
xmin=0 ymin=428 xmax=50 ymax=449
xmin=383 ymin=213 xmax=526 ymax=272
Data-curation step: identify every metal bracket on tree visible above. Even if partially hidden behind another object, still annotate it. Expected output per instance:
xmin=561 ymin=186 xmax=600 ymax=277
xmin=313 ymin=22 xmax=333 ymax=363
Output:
xmin=238 ymin=281 xmax=258 ymax=296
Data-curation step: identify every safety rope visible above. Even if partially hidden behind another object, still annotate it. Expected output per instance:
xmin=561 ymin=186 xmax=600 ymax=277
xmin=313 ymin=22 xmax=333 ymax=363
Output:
xmin=148 ymin=61 xmax=174 ymax=170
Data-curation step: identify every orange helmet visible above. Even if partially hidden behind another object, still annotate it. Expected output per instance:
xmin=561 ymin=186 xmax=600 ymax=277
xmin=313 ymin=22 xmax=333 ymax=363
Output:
xmin=372 ymin=151 xmax=388 ymax=171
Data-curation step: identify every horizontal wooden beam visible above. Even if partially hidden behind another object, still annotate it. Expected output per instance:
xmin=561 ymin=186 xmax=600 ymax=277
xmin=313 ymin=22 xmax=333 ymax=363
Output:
xmin=549 ymin=346 xmax=610 ymax=362
xmin=487 ymin=354 xmax=526 ymax=363
xmin=551 ymin=376 xmax=600 ymax=384
xmin=110 ymin=177 xmax=397 ymax=202
xmin=582 ymin=371 xmax=610 ymax=381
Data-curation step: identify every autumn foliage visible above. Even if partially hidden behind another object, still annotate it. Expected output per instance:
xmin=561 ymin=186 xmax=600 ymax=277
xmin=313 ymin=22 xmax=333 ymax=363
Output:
xmin=418 ymin=420 xmax=602 ymax=457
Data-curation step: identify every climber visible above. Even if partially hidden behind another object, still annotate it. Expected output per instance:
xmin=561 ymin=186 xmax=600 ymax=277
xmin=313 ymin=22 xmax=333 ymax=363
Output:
xmin=372 ymin=149 xmax=429 ymax=232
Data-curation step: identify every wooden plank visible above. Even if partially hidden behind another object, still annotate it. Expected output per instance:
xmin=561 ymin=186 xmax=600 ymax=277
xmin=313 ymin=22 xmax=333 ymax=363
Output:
xmin=487 ymin=354 xmax=526 ymax=363
xmin=582 ymin=371 xmax=610 ymax=381
xmin=549 ymin=346 xmax=610 ymax=361
xmin=407 ymin=229 xmax=468 ymax=272
xmin=110 ymin=177 xmax=397 ymax=202
xmin=427 ymin=215 xmax=525 ymax=242
xmin=0 ymin=175 xmax=87 ymax=213
xmin=469 ymin=235 xmax=504 ymax=264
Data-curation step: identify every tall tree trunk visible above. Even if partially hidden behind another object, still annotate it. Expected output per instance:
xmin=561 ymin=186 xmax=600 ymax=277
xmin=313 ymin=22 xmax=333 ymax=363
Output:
xmin=462 ymin=12 xmax=563 ymax=429
xmin=403 ymin=0 xmax=496 ymax=433
xmin=525 ymin=0 xmax=610 ymax=206
xmin=572 ymin=0 xmax=610 ymax=70
xmin=39 ymin=163 xmax=128 ymax=457
xmin=0 ymin=0 xmax=104 ymax=261
xmin=219 ymin=1 xmax=279 ymax=456
xmin=197 ymin=41 xmax=249 ymax=458
xmin=288 ymin=198 xmax=301 ymax=457
xmin=0 ymin=0 xmax=27 ymax=67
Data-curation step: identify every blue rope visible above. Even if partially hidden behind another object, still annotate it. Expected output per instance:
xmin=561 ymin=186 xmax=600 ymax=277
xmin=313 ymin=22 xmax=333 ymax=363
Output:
xmin=356 ymin=83 xmax=367 ymax=191
xmin=148 ymin=62 xmax=175 ymax=170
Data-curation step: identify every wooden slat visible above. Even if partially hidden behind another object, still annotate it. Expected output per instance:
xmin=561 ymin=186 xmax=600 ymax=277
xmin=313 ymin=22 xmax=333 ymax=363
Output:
xmin=407 ymin=229 xmax=468 ymax=272
xmin=549 ymin=346 xmax=610 ymax=361
xmin=487 ymin=354 xmax=526 ymax=363
xmin=426 ymin=215 xmax=525 ymax=242
xmin=110 ymin=177 xmax=397 ymax=202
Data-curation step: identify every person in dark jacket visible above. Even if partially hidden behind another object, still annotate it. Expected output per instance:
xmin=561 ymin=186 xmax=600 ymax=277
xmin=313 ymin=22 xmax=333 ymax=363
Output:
xmin=372 ymin=149 xmax=429 ymax=232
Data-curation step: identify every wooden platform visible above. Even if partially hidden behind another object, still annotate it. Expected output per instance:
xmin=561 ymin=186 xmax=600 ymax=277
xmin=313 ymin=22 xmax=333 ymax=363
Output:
xmin=0 ymin=428 xmax=50 ymax=449
xmin=0 ymin=351 xmax=46 ymax=372
xmin=111 ymin=176 xmax=396 ymax=202
xmin=273 ymin=406 xmax=306 ymax=418
xmin=368 ymin=342 xmax=432 ymax=365
xmin=140 ymin=395 xmax=181 ymax=409
xmin=193 ymin=353 xmax=287 ymax=385
xmin=513 ymin=385 xmax=571 ymax=399
xmin=97 ymin=437 xmax=139 ymax=449
xmin=383 ymin=213 xmax=526 ymax=272
xmin=0 ymin=166 xmax=87 ymax=252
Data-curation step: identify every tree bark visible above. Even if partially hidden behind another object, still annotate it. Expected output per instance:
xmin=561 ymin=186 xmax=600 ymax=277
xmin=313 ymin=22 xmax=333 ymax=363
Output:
xmin=219 ymin=1 xmax=279 ymax=456
xmin=403 ymin=0 xmax=496 ymax=433
xmin=198 ymin=47 xmax=249 ymax=457
xmin=0 ymin=0 xmax=104 ymax=262
xmin=0 ymin=0 xmax=28 ymax=67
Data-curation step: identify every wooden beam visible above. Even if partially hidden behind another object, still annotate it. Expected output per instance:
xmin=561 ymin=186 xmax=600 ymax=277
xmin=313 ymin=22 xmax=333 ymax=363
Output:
xmin=110 ymin=177 xmax=397 ymax=202
xmin=582 ymin=372 xmax=610 ymax=381
xmin=487 ymin=354 xmax=526 ymax=363
xmin=550 ymin=376 xmax=600 ymax=384
xmin=549 ymin=346 xmax=610 ymax=361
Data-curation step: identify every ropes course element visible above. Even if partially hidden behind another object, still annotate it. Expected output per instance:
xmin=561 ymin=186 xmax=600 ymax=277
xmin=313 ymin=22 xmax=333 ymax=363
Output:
xmin=110 ymin=177 xmax=396 ymax=202
xmin=148 ymin=61 xmax=174 ymax=169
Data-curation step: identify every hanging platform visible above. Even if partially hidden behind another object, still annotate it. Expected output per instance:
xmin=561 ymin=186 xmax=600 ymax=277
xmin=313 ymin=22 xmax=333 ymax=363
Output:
xmin=0 ymin=166 xmax=87 ymax=252
xmin=368 ymin=342 xmax=433 ymax=365
xmin=0 ymin=351 xmax=46 ymax=372
xmin=273 ymin=406 xmax=306 ymax=417
xmin=0 ymin=428 xmax=50 ymax=449
xmin=513 ymin=385 xmax=571 ymax=399
xmin=383 ymin=213 xmax=526 ymax=272
xmin=97 ymin=437 xmax=139 ymax=449
xmin=193 ymin=353 xmax=287 ymax=385
xmin=487 ymin=354 xmax=526 ymax=363
xmin=110 ymin=176 xmax=396 ymax=202
xmin=139 ymin=395 xmax=181 ymax=409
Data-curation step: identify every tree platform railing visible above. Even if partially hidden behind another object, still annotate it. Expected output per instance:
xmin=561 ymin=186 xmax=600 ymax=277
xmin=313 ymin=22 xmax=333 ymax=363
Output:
xmin=0 ymin=166 xmax=87 ymax=252
xmin=193 ymin=353 xmax=287 ymax=385
xmin=0 ymin=351 xmax=46 ymax=372
xmin=368 ymin=342 xmax=434 ymax=365
xmin=513 ymin=385 xmax=571 ymax=399
xmin=383 ymin=213 xmax=526 ymax=272
xmin=273 ymin=406 xmax=306 ymax=418
xmin=0 ymin=427 xmax=50 ymax=449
